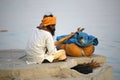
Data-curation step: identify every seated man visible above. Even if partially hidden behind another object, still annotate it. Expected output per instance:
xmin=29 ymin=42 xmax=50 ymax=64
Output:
xmin=25 ymin=14 xmax=67 ymax=64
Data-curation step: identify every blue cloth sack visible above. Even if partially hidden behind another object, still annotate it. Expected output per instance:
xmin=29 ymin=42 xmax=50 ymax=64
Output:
xmin=56 ymin=32 xmax=98 ymax=47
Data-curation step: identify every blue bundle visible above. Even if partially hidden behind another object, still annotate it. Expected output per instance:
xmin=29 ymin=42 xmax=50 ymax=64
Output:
xmin=56 ymin=32 xmax=98 ymax=47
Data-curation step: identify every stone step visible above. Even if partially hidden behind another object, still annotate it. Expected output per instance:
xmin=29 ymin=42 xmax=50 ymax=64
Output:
xmin=0 ymin=50 xmax=110 ymax=80
xmin=35 ymin=65 xmax=113 ymax=80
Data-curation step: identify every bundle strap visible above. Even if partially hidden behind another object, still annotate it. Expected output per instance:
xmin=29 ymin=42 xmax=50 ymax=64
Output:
xmin=81 ymin=49 xmax=86 ymax=56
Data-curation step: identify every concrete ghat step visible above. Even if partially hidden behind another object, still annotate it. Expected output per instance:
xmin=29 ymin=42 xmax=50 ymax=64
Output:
xmin=0 ymin=65 xmax=112 ymax=80
xmin=0 ymin=50 xmax=109 ymax=80
xmin=30 ymin=65 xmax=113 ymax=80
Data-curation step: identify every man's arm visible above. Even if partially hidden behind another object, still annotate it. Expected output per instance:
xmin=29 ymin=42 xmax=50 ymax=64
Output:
xmin=55 ymin=32 xmax=74 ymax=46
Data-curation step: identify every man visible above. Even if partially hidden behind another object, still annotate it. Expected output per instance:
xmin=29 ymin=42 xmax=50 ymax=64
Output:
xmin=25 ymin=14 xmax=66 ymax=64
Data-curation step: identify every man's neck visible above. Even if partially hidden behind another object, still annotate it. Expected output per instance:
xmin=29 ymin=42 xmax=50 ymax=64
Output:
xmin=37 ymin=27 xmax=52 ymax=35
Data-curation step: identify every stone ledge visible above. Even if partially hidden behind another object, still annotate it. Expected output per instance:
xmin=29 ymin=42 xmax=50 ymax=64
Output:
xmin=0 ymin=50 xmax=108 ymax=80
xmin=0 ymin=55 xmax=106 ymax=69
xmin=0 ymin=65 xmax=112 ymax=80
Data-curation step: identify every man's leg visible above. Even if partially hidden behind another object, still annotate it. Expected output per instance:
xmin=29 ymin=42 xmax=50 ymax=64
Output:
xmin=53 ymin=49 xmax=67 ymax=61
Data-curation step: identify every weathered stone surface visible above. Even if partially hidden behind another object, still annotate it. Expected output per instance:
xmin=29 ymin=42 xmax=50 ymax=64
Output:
xmin=0 ymin=49 xmax=112 ymax=80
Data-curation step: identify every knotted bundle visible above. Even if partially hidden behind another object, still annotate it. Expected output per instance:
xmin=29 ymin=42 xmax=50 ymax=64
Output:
xmin=56 ymin=31 xmax=98 ymax=57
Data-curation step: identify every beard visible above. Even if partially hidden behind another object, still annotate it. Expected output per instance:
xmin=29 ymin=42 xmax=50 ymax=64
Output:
xmin=46 ymin=26 xmax=55 ymax=36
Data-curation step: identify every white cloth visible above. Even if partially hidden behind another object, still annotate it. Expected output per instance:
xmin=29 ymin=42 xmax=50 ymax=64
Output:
xmin=25 ymin=28 xmax=57 ymax=64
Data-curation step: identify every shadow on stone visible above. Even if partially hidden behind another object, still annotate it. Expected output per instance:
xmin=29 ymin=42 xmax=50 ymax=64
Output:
xmin=71 ymin=64 xmax=93 ymax=74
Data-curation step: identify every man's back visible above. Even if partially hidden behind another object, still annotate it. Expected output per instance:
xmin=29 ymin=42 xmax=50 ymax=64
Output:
xmin=26 ymin=28 xmax=56 ymax=63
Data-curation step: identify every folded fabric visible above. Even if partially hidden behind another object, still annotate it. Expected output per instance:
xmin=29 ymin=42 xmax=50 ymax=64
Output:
xmin=56 ymin=32 xmax=98 ymax=47
xmin=42 ymin=16 xmax=56 ymax=27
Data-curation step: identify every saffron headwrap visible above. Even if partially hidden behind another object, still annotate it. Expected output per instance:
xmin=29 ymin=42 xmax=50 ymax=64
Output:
xmin=42 ymin=16 xmax=56 ymax=27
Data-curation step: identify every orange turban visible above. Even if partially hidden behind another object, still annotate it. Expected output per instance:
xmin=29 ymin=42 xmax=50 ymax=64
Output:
xmin=42 ymin=16 xmax=56 ymax=27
